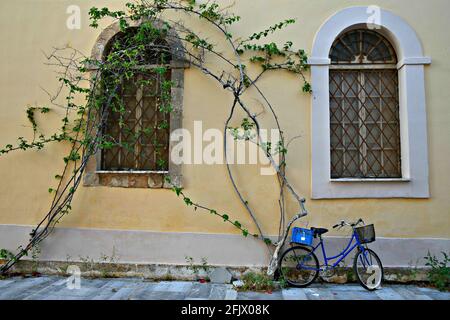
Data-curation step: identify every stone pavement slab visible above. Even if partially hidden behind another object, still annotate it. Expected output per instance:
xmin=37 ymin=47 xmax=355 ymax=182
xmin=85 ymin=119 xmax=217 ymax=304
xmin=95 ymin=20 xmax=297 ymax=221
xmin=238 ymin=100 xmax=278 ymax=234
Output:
xmin=237 ymin=291 xmax=283 ymax=300
xmin=281 ymin=288 xmax=308 ymax=300
xmin=186 ymin=282 xmax=212 ymax=299
xmin=0 ymin=276 xmax=448 ymax=300
xmin=209 ymin=284 xmax=228 ymax=300
xmin=375 ymin=287 xmax=405 ymax=300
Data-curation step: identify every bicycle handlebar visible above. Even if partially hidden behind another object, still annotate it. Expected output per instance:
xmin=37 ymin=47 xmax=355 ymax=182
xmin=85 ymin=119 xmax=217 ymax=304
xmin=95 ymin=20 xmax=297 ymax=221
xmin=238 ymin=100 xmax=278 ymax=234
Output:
xmin=332 ymin=218 xmax=364 ymax=229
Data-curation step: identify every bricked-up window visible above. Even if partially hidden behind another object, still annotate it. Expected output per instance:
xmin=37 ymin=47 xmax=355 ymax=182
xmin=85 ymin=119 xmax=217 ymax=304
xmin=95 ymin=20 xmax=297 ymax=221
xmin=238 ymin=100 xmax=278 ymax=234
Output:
xmin=329 ymin=29 xmax=401 ymax=179
xmin=101 ymin=28 xmax=171 ymax=172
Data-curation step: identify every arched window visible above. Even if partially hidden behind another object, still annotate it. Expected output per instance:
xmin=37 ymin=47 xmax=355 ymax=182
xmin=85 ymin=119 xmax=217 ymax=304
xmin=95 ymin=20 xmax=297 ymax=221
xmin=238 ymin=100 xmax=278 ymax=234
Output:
xmin=83 ymin=20 xmax=185 ymax=188
xmin=329 ymin=29 xmax=401 ymax=179
xmin=101 ymin=27 xmax=172 ymax=171
xmin=310 ymin=7 xmax=430 ymax=199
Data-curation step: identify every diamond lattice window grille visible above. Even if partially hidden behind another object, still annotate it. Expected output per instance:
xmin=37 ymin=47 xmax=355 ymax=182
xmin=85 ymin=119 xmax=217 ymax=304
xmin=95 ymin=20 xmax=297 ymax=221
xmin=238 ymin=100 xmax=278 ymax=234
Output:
xmin=101 ymin=28 xmax=171 ymax=171
xmin=329 ymin=29 xmax=401 ymax=179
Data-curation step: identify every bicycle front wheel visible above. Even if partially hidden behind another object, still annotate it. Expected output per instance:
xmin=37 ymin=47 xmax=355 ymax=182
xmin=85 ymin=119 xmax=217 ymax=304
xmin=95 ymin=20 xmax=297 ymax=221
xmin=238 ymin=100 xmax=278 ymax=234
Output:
xmin=353 ymin=248 xmax=384 ymax=291
xmin=279 ymin=246 xmax=319 ymax=288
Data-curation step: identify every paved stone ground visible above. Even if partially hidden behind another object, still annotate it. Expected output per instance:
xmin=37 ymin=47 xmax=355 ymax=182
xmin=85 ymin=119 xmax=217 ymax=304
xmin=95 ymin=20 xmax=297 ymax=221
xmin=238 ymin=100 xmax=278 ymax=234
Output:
xmin=0 ymin=276 xmax=448 ymax=300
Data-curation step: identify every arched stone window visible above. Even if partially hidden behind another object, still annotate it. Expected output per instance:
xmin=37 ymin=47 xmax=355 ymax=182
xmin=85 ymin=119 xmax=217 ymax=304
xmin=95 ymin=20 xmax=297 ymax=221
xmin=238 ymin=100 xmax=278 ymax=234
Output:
xmin=84 ymin=20 xmax=185 ymax=188
xmin=309 ymin=7 xmax=431 ymax=199
xmin=101 ymin=28 xmax=172 ymax=172
xmin=329 ymin=29 xmax=401 ymax=179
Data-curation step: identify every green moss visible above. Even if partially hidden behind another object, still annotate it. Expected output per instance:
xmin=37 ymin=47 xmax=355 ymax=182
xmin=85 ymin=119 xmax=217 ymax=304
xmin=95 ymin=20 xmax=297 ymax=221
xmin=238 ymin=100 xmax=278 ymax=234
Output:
xmin=425 ymin=252 xmax=450 ymax=291
xmin=239 ymin=272 xmax=276 ymax=292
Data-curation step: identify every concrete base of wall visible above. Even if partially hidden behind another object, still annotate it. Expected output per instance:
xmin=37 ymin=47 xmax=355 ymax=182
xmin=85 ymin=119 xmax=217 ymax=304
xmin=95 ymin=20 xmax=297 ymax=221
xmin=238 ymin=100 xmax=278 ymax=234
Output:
xmin=1 ymin=224 xmax=449 ymax=268
xmin=3 ymin=260 xmax=430 ymax=284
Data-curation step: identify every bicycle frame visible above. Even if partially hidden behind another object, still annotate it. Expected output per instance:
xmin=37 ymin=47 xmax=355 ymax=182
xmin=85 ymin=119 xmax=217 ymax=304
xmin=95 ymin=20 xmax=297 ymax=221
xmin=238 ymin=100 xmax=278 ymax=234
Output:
xmin=300 ymin=230 xmax=366 ymax=271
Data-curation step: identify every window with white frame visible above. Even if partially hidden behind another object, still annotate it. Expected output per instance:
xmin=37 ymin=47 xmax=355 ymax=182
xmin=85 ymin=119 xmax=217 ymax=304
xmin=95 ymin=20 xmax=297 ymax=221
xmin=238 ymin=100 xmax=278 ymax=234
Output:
xmin=309 ymin=6 xmax=431 ymax=199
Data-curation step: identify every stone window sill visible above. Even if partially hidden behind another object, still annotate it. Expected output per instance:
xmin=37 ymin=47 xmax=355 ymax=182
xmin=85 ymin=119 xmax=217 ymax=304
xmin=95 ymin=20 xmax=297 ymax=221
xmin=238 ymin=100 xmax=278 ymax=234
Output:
xmin=83 ymin=171 xmax=179 ymax=189
xmin=330 ymin=178 xmax=411 ymax=183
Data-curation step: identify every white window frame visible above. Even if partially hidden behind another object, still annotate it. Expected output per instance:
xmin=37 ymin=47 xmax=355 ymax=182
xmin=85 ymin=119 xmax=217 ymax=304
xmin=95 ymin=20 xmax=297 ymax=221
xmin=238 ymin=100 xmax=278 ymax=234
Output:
xmin=309 ymin=6 xmax=431 ymax=199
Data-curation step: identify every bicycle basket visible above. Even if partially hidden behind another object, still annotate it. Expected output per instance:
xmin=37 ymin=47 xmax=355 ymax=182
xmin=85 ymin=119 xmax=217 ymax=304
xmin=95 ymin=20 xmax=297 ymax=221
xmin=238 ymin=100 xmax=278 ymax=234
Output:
xmin=291 ymin=227 xmax=314 ymax=246
xmin=355 ymin=224 xmax=376 ymax=244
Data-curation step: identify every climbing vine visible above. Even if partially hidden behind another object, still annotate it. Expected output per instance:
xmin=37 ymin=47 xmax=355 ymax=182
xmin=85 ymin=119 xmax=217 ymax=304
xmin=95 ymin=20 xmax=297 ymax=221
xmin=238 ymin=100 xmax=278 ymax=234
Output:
xmin=0 ymin=0 xmax=309 ymax=276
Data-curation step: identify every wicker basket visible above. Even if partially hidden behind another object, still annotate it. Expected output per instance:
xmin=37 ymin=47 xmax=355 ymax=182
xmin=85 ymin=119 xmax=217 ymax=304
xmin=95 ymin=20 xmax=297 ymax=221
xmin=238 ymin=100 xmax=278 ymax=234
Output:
xmin=354 ymin=224 xmax=376 ymax=244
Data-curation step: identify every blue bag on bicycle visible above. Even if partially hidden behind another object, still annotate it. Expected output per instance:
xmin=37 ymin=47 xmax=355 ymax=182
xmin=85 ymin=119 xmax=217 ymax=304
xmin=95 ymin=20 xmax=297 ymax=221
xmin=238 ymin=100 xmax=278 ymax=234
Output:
xmin=291 ymin=227 xmax=314 ymax=246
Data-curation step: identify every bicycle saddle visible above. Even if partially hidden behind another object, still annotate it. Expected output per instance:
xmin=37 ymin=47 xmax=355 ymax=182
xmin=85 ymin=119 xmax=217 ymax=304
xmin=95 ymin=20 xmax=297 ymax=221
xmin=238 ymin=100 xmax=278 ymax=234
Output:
xmin=311 ymin=227 xmax=328 ymax=237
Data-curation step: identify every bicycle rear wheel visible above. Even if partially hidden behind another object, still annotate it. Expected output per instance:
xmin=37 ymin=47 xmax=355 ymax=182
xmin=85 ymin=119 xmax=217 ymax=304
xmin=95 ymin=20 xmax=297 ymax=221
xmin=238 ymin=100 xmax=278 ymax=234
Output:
xmin=353 ymin=248 xmax=384 ymax=291
xmin=279 ymin=246 xmax=319 ymax=288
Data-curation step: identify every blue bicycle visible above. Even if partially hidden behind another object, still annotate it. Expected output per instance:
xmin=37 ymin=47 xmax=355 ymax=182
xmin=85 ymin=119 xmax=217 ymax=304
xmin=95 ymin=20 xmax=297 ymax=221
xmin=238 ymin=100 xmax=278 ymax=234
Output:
xmin=278 ymin=219 xmax=384 ymax=291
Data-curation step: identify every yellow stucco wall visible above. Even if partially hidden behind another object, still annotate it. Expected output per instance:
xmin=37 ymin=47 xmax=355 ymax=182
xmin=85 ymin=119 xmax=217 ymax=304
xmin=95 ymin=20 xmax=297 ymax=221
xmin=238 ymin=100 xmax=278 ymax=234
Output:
xmin=0 ymin=0 xmax=449 ymax=240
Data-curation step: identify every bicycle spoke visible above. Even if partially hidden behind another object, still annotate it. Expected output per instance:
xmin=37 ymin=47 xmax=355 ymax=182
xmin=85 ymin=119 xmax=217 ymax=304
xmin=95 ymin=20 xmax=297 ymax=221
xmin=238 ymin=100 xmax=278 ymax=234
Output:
xmin=354 ymin=249 xmax=383 ymax=290
xmin=280 ymin=247 xmax=319 ymax=287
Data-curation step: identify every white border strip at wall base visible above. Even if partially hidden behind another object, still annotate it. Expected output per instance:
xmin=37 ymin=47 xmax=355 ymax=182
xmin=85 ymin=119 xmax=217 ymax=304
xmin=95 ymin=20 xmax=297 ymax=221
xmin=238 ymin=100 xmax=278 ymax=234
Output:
xmin=1 ymin=224 xmax=448 ymax=268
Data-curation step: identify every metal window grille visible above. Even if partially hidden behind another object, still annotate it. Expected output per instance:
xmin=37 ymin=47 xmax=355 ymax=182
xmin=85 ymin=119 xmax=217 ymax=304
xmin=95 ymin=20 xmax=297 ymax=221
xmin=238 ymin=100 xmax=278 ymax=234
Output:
xmin=330 ymin=29 xmax=397 ymax=65
xmin=101 ymin=28 xmax=171 ymax=171
xmin=329 ymin=29 xmax=401 ymax=179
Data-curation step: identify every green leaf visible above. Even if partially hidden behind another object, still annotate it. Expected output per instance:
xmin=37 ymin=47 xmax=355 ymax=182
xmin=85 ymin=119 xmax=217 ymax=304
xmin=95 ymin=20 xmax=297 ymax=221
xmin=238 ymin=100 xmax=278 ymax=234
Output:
xmin=302 ymin=82 xmax=312 ymax=93
xmin=183 ymin=197 xmax=193 ymax=206
xmin=173 ymin=186 xmax=183 ymax=196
